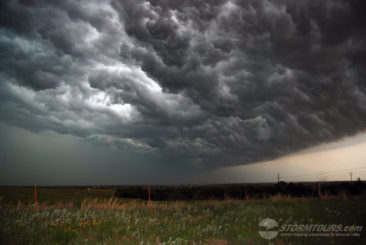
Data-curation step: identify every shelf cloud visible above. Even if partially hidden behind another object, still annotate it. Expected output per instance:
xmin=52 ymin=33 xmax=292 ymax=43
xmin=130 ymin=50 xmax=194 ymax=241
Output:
xmin=1 ymin=0 xmax=366 ymax=168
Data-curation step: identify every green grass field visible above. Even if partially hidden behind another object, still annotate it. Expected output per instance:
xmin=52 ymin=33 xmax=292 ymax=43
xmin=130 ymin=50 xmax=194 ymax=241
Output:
xmin=1 ymin=187 xmax=365 ymax=244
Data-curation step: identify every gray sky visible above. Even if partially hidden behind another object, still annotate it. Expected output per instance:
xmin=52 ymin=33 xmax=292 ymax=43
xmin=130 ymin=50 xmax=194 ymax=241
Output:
xmin=1 ymin=0 xmax=366 ymax=185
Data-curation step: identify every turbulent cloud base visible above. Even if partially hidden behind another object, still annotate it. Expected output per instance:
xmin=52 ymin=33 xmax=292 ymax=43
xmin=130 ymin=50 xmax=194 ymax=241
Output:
xmin=1 ymin=0 xmax=366 ymax=167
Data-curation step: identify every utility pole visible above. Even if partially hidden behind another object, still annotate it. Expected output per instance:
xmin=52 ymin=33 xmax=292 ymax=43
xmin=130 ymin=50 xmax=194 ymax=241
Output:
xmin=277 ymin=172 xmax=280 ymax=183
xmin=318 ymin=182 xmax=322 ymax=198
xmin=350 ymin=172 xmax=353 ymax=182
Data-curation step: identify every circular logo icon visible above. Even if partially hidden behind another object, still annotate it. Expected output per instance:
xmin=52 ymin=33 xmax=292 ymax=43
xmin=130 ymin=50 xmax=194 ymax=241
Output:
xmin=258 ymin=218 xmax=279 ymax=240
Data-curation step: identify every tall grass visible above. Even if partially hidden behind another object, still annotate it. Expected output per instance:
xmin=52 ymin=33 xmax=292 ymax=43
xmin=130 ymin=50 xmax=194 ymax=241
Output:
xmin=1 ymin=194 xmax=365 ymax=245
xmin=0 ymin=193 xmax=357 ymax=213
xmin=81 ymin=197 xmax=127 ymax=210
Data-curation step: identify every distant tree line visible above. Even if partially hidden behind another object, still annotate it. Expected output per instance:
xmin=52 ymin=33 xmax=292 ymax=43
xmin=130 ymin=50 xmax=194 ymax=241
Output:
xmin=114 ymin=181 xmax=366 ymax=201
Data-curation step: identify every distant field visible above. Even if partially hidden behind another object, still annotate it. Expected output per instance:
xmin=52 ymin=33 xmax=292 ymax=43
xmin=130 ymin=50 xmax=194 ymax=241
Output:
xmin=0 ymin=187 xmax=115 ymax=206
xmin=1 ymin=186 xmax=366 ymax=244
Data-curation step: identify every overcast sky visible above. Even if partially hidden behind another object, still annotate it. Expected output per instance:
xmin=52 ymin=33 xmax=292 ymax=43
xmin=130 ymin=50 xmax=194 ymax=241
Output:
xmin=1 ymin=0 xmax=366 ymax=185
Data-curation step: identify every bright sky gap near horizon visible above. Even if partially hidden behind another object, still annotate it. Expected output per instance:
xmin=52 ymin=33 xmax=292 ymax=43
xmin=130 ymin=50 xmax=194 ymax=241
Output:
xmin=1 ymin=0 xmax=366 ymax=185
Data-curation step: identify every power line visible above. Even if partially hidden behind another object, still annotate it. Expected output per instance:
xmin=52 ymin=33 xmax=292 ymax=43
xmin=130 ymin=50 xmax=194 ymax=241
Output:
xmin=283 ymin=169 xmax=366 ymax=180
xmin=281 ymin=166 xmax=366 ymax=179
xmin=281 ymin=166 xmax=366 ymax=180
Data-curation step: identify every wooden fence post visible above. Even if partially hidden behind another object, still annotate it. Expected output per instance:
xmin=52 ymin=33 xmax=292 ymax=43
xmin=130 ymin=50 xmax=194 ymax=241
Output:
xmin=34 ymin=184 xmax=37 ymax=206
xmin=148 ymin=185 xmax=151 ymax=205
xmin=245 ymin=185 xmax=249 ymax=201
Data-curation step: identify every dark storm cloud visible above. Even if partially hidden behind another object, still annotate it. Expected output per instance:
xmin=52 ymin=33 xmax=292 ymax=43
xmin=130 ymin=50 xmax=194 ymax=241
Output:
xmin=1 ymin=0 xmax=366 ymax=168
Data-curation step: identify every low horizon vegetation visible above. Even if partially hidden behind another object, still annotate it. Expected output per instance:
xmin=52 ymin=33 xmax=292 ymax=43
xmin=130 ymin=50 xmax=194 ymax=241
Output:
xmin=1 ymin=180 xmax=366 ymax=207
xmin=1 ymin=185 xmax=366 ymax=244
xmin=114 ymin=181 xmax=366 ymax=201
